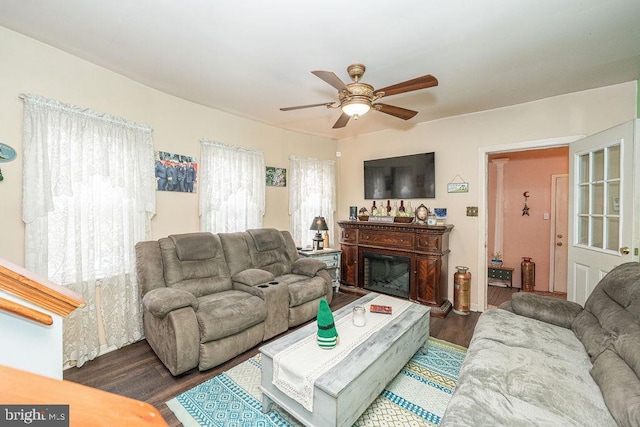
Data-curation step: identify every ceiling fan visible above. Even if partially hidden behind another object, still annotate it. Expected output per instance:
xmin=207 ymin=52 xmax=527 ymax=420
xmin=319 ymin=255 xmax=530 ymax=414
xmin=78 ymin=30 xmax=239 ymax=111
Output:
xmin=280 ymin=64 xmax=438 ymax=129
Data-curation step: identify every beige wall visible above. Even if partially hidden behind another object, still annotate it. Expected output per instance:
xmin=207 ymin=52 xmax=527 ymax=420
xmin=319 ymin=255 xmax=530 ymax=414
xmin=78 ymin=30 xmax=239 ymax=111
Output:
xmin=337 ymin=81 xmax=637 ymax=310
xmin=0 ymin=27 xmax=337 ymax=266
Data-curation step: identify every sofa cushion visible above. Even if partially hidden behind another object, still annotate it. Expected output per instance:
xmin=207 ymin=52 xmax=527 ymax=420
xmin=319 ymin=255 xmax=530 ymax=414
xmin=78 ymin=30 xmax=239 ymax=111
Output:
xmin=614 ymin=322 xmax=640 ymax=378
xmin=572 ymin=262 xmax=640 ymax=362
xmin=284 ymin=275 xmax=328 ymax=307
xmin=590 ymin=343 xmax=640 ymax=427
xmin=196 ymin=290 xmax=267 ymax=342
xmin=441 ymin=308 xmax=616 ymax=426
xmin=218 ymin=232 xmax=254 ymax=277
xmin=248 ymin=228 xmax=283 ymax=252
xmin=160 ymin=233 xmax=232 ymax=297
xmin=291 ymin=257 xmax=326 ymax=277
xmin=572 ymin=310 xmax=617 ymax=361
xmin=172 ymin=232 xmax=219 ymax=261
xmin=246 ymin=228 xmax=292 ymax=277
xmin=232 ymin=268 xmax=275 ymax=287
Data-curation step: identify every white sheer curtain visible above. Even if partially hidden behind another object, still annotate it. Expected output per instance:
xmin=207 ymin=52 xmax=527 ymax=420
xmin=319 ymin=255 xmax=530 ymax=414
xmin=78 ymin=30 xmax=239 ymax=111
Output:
xmin=289 ymin=157 xmax=336 ymax=247
xmin=199 ymin=140 xmax=265 ymax=232
xmin=22 ymin=94 xmax=155 ymax=368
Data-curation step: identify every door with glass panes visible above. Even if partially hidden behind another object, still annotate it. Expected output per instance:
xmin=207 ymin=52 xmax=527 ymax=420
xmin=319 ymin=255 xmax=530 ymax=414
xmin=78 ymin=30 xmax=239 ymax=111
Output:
xmin=567 ymin=120 xmax=636 ymax=306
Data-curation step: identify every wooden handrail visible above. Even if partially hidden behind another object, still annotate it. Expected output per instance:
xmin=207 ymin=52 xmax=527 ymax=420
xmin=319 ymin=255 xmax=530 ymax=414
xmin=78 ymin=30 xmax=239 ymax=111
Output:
xmin=0 ymin=258 xmax=84 ymax=317
xmin=0 ymin=365 xmax=168 ymax=426
xmin=0 ymin=296 xmax=53 ymax=325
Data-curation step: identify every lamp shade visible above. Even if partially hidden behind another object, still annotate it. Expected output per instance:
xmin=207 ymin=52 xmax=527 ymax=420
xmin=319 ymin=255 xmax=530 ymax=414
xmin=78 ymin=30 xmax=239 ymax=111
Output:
xmin=341 ymin=99 xmax=371 ymax=117
xmin=310 ymin=216 xmax=329 ymax=231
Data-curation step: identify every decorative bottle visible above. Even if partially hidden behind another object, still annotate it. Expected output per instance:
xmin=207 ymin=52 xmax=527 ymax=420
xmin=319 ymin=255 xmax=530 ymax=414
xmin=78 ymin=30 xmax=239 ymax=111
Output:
xmin=379 ymin=201 xmax=384 ymax=216
xmin=407 ymin=201 xmax=413 ymax=216
xmin=399 ymin=200 xmax=405 ymax=212
xmin=371 ymin=201 xmax=377 ymax=215
xmin=386 ymin=200 xmax=391 ymax=216
xmin=391 ymin=201 xmax=398 ymax=217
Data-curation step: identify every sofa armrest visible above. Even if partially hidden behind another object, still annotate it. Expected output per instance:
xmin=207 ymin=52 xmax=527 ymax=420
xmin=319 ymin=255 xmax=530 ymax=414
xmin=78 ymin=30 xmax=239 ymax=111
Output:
xmin=509 ymin=292 xmax=583 ymax=329
xmin=142 ymin=287 xmax=198 ymax=318
xmin=291 ymin=258 xmax=326 ymax=277
xmin=232 ymin=268 xmax=275 ymax=287
xmin=498 ymin=300 xmax=514 ymax=312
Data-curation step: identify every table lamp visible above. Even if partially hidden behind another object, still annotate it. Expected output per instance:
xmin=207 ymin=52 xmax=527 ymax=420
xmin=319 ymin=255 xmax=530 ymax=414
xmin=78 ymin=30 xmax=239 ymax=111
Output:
xmin=310 ymin=216 xmax=328 ymax=250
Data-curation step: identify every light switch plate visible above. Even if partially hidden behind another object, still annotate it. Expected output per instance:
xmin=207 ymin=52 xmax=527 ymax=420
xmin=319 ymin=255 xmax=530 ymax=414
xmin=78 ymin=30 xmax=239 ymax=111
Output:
xmin=466 ymin=206 xmax=478 ymax=217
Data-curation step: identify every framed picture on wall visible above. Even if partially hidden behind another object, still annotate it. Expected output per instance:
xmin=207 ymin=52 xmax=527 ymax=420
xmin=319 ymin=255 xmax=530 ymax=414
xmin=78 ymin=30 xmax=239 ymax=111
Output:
xmin=155 ymin=150 xmax=198 ymax=193
xmin=266 ymin=166 xmax=286 ymax=187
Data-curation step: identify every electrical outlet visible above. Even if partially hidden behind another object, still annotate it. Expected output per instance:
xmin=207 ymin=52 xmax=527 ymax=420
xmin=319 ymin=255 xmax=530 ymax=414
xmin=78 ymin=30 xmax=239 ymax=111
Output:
xmin=466 ymin=206 xmax=478 ymax=217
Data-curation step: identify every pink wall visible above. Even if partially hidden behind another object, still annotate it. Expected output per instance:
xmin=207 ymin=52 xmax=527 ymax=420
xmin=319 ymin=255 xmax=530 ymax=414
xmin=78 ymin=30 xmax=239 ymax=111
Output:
xmin=487 ymin=147 xmax=568 ymax=291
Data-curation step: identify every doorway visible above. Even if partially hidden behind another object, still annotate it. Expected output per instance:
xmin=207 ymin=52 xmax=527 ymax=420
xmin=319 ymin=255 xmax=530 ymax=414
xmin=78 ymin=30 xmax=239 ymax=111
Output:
xmin=476 ymin=136 xmax=582 ymax=311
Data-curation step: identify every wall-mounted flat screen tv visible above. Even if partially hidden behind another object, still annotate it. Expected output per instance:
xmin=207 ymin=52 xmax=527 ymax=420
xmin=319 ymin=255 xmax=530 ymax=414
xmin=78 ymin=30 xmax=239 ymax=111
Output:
xmin=364 ymin=152 xmax=435 ymax=199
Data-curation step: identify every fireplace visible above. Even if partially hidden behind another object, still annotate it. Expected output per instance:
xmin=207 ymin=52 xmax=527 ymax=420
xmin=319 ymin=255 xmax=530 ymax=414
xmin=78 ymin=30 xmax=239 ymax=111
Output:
xmin=363 ymin=251 xmax=411 ymax=299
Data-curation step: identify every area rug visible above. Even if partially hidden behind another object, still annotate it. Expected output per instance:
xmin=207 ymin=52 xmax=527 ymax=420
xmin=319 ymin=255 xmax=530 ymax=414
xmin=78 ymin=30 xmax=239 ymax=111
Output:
xmin=167 ymin=337 xmax=466 ymax=427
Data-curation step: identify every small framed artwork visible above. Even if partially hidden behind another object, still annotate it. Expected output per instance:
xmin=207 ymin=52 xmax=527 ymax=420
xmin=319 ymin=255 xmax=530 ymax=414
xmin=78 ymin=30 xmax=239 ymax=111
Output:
xmin=266 ymin=166 xmax=286 ymax=187
xmin=447 ymin=182 xmax=469 ymax=193
xmin=434 ymin=208 xmax=447 ymax=225
xmin=434 ymin=208 xmax=448 ymax=219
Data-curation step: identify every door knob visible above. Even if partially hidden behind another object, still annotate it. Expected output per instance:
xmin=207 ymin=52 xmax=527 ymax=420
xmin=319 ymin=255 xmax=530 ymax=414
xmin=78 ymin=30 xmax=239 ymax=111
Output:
xmin=556 ymin=242 xmax=563 ymax=246
xmin=620 ymin=246 xmax=630 ymax=255
xmin=557 ymin=234 xmax=563 ymax=238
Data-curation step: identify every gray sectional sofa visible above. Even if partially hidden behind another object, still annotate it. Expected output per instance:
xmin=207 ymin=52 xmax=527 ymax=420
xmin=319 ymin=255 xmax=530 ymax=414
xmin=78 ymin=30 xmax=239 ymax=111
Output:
xmin=442 ymin=262 xmax=640 ymax=426
xmin=135 ymin=228 xmax=333 ymax=375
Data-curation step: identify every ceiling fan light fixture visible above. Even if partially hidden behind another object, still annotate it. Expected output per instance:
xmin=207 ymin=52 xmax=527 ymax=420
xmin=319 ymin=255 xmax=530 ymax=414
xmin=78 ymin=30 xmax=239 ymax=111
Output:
xmin=341 ymin=98 xmax=371 ymax=117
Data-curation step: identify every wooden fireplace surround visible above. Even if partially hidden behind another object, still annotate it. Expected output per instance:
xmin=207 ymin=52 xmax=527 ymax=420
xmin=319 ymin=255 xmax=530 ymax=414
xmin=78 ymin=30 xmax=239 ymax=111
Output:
xmin=338 ymin=220 xmax=453 ymax=317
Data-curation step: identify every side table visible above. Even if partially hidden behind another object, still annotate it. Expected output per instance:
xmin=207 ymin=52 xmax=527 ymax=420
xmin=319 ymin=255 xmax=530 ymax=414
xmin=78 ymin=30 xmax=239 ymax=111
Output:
xmin=298 ymin=248 xmax=342 ymax=293
xmin=488 ymin=266 xmax=516 ymax=289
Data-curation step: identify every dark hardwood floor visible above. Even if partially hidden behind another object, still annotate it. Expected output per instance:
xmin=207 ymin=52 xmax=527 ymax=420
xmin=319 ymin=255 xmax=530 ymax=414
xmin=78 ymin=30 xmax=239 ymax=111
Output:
xmin=63 ymin=292 xmax=481 ymax=426
xmin=487 ymin=284 xmax=519 ymax=307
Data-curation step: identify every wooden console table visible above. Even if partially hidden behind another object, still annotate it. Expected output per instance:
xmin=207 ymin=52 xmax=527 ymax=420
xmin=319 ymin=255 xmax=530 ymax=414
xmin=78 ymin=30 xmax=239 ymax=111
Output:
xmin=488 ymin=266 xmax=515 ymax=288
xmin=337 ymin=220 xmax=453 ymax=317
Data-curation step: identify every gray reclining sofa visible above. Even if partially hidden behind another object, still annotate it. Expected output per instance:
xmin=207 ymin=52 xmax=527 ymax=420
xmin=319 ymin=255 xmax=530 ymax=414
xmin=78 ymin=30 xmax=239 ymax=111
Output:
xmin=442 ymin=261 xmax=640 ymax=426
xmin=135 ymin=228 xmax=333 ymax=375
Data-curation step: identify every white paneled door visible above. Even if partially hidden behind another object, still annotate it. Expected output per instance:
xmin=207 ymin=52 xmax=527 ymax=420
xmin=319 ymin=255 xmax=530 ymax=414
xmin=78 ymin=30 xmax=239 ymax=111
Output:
xmin=551 ymin=174 xmax=568 ymax=293
xmin=567 ymin=120 xmax=637 ymax=305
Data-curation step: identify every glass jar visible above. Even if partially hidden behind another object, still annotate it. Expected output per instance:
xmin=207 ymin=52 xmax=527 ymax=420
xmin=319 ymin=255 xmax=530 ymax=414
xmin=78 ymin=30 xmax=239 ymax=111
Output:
xmin=352 ymin=305 xmax=366 ymax=327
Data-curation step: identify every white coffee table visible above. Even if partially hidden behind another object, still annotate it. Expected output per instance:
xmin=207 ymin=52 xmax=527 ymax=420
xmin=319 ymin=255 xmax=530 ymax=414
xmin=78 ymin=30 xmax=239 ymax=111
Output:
xmin=260 ymin=293 xmax=430 ymax=427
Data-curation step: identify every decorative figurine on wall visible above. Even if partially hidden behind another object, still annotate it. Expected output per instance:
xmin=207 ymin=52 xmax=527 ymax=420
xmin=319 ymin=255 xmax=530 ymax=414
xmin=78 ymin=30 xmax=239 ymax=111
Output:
xmin=0 ymin=142 xmax=18 ymax=183
xmin=522 ymin=191 xmax=530 ymax=216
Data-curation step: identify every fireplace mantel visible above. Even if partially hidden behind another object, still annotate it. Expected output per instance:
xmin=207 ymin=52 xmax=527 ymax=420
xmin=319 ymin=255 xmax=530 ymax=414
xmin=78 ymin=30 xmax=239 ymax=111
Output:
xmin=338 ymin=220 xmax=453 ymax=317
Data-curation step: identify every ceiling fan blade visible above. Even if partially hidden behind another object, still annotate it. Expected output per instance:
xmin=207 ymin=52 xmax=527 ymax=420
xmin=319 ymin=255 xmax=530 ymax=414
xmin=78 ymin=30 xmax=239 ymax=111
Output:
xmin=280 ymin=102 xmax=335 ymax=111
xmin=375 ymin=103 xmax=419 ymax=120
xmin=332 ymin=113 xmax=351 ymax=129
xmin=312 ymin=71 xmax=348 ymax=91
xmin=376 ymin=74 xmax=438 ymax=97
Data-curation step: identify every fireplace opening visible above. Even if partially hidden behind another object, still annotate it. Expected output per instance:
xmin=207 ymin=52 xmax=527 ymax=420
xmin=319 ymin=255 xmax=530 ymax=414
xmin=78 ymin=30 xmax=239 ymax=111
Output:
xmin=363 ymin=251 xmax=410 ymax=299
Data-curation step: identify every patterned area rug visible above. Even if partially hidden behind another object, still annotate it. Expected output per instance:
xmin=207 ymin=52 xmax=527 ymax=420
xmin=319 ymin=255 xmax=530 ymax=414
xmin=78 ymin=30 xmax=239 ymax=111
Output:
xmin=167 ymin=337 xmax=466 ymax=427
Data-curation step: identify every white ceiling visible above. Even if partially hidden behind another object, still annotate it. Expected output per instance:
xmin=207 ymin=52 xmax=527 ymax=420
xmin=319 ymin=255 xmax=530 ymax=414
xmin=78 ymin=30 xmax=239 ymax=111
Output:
xmin=1 ymin=1 xmax=639 ymax=140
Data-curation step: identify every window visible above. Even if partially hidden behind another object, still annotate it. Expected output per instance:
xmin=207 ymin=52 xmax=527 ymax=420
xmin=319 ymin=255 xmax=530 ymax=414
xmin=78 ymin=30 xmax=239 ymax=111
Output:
xmin=575 ymin=142 xmax=621 ymax=252
xmin=22 ymin=94 xmax=155 ymax=367
xmin=289 ymin=157 xmax=336 ymax=247
xmin=199 ymin=140 xmax=265 ymax=232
